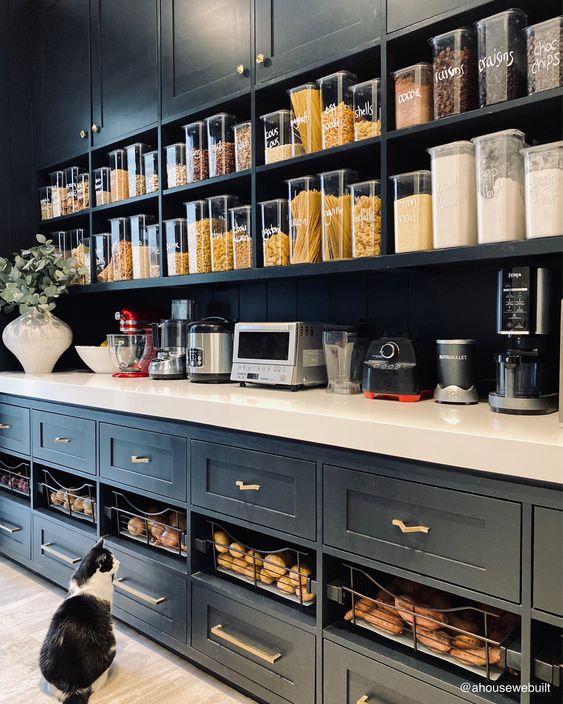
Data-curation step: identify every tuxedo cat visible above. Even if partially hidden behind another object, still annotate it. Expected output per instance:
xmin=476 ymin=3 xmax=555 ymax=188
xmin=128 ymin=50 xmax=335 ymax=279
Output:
xmin=40 ymin=539 xmax=120 ymax=704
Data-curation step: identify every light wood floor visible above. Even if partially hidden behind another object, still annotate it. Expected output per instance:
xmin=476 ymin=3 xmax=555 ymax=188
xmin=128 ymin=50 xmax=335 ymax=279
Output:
xmin=0 ymin=557 xmax=255 ymax=704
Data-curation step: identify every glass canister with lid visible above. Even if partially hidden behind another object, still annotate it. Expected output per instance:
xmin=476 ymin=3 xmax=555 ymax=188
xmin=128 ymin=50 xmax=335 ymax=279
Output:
xmin=93 ymin=233 xmax=113 ymax=282
xmin=109 ymin=148 xmax=129 ymax=201
xmin=349 ymin=180 xmax=382 ymax=258
xmin=49 ymin=170 xmax=67 ymax=217
xmin=39 ymin=186 xmax=53 ymax=221
xmin=94 ymin=167 xmax=111 ymax=206
xmin=320 ymin=169 xmax=358 ymax=261
xmin=76 ymin=172 xmax=89 ymax=211
xmin=231 ymin=205 xmax=253 ymax=270
xmin=260 ymin=198 xmax=290 ymax=267
xmin=165 ymin=143 xmax=187 ymax=188
xmin=392 ymin=63 xmax=433 ymax=129
xmin=286 ymin=175 xmax=322 ymax=264
xmin=109 ymin=216 xmax=133 ymax=280
xmin=429 ymin=27 xmax=477 ymax=119
xmin=287 ymin=82 xmax=322 ymax=154
xmin=68 ymin=229 xmax=91 ymax=285
xmin=472 ymin=128 xmax=526 ymax=244
xmin=233 ymin=121 xmax=252 ymax=171
xmin=206 ymin=113 xmax=236 ymax=177
xmin=525 ymin=17 xmax=563 ymax=95
xmin=183 ymin=120 xmax=209 ymax=183
xmin=130 ymin=214 xmax=158 ymax=279
xmin=261 ymin=109 xmax=300 ymax=163
xmin=522 ymin=140 xmax=563 ymax=239
xmin=144 ymin=150 xmax=159 ymax=193
xmin=317 ymin=71 xmax=356 ymax=149
xmin=350 ymin=79 xmax=381 ymax=140
xmin=126 ymin=143 xmax=151 ymax=197
xmin=390 ymin=170 xmax=433 ymax=253
xmin=208 ymin=194 xmax=240 ymax=272
xmin=164 ymin=218 xmax=189 ymax=276
xmin=427 ymin=140 xmax=477 ymax=248
xmin=64 ymin=166 xmax=81 ymax=213
xmin=184 ymin=199 xmax=210 ymax=274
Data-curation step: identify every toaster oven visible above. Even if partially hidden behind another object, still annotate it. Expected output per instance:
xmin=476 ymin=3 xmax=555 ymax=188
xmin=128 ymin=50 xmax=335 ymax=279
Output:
xmin=231 ymin=322 xmax=327 ymax=389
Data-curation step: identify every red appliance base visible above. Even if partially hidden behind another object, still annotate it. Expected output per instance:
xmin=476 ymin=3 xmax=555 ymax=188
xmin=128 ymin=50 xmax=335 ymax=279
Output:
xmin=364 ymin=390 xmax=433 ymax=402
xmin=112 ymin=372 xmax=149 ymax=378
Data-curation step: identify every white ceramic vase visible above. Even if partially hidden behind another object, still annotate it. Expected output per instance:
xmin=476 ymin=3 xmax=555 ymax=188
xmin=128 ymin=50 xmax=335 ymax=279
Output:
xmin=2 ymin=309 xmax=72 ymax=374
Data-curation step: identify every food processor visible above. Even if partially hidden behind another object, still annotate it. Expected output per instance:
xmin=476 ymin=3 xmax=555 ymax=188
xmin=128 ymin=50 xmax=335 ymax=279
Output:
xmin=149 ymin=300 xmax=198 ymax=380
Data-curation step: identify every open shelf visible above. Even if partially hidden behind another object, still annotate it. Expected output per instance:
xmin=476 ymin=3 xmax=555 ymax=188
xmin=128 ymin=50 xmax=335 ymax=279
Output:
xmin=91 ymin=191 xmax=158 ymax=214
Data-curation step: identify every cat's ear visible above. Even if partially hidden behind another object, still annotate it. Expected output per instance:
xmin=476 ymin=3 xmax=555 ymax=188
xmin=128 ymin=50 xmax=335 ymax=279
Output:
xmin=94 ymin=538 xmax=105 ymax=550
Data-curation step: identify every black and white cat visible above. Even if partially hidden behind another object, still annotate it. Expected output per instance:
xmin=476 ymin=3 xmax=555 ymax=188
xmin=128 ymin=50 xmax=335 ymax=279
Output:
xmin=39 ymin=539 xmax=120 ymax=704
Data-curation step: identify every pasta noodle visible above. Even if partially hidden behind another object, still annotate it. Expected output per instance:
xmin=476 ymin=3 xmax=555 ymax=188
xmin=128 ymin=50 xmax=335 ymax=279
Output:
xmin=322 ymin=193 xmax=352 ymax=260
xmin=289 ymin=86 xmax=322 ymax=154
xmin=289 ymin=189 xmax=322 ymax=264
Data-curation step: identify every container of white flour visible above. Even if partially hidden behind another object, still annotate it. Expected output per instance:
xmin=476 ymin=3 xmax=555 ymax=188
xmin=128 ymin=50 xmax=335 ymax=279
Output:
xmin=390 ymin=170 xmax=433 ymax=253
xmin=522 ymin=140 xmax=563 ymax=239
xmin=472 ymin=129 xmax=526 ymax=244
xmin=428 ymin=140 xmax=477 ymax=248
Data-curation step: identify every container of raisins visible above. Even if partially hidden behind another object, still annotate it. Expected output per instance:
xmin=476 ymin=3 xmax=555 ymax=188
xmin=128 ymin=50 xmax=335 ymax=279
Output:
xmin=430 ymin=27 xmax=477 ymax=118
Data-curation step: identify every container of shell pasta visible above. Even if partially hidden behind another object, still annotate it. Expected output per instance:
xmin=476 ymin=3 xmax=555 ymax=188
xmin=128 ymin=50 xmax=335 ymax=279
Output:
xmin=286 ymin=176 xmax=322 ymax=264
xmin=351 ymin=79 xmax=382 ymax=140
xmin=320 ymin=169 xmax=358 ymax=261
xmin=350 ymin=180 xmax=382 ymax=257
xmin=260 ymin=198 xmax=290 ymax=267
xmin=208 ymin=194 xmax=240 ymax=272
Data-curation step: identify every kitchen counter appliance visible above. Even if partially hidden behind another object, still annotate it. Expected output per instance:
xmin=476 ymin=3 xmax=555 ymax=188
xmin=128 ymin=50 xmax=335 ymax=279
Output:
xmin=434 ymin=339 xmax=479 ymax=404
xmin=187 ymin=317 xmax=233 ymax=383
xmin=149 ymin=300 xmax=197 ymax=380
xmin=108 ymin=307 xmax=159 ymax=378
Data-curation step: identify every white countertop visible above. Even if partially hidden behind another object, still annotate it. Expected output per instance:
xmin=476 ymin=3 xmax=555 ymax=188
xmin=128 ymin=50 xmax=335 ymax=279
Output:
xmin=0 ymin=372 xmax=561 ymax=485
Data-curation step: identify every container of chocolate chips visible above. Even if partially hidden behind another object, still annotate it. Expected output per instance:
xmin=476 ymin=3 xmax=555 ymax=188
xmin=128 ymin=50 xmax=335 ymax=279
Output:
xmin=430 ymin=27 xmax=477 ymax=119
xmin=525 ymin=16 xmax=563 ymax=95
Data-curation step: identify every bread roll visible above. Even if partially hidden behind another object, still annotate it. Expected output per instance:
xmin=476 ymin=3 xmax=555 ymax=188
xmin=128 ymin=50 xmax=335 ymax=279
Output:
xmin=232 ymin=557 xmax=247 ymax=574
xmin=263 ymin=552 xmax=290 ymax=578
xmin=288 ymin=563 xmax=312 ymax=586
xmin=228 ymin=542 xmax=246 ymax=558
xmin=217 ymin=552 xmax=234 ymax=570
xmin=259 ymin=569 xmax=275 ymax=585
xmin=277 ymin=575 xmax=296 ymax=594
xmin=416 ymin=628 xmax=451 ymax=653
xmin=213 ymin=530 xmax=230 ymax=554
xmin=363 ymin=607 xmax=404 ymax=635
xmin=244 ymin=550 xmax=264 ymax=569
xmin=127 ymin=517 xmax=146 ymax=536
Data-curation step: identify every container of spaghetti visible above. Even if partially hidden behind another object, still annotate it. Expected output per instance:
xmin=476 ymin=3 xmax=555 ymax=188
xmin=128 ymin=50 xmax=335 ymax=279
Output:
xmin=231 ymin=205 xmax=253 ymax=270
xmin=208 ymin=194 xmax=239 ymax=272
xmin=390 ymin=170 xmax=433 ymax=253
xmin=351 ymin=79 xmax=382 ymax=140
xmin=350 ymin=179 xmax=382 ymax=257
xmin=260 ymin=198 xmax=290 ymax=267
xmin=286 ymin=175 xmax=322 ymax=264
xmin=184 ymin=199 xmax=210 ymax=274
xmin=317 ymin=71 xmax=357 ymax=149
xmin=287 ymin=83 xmax=322 ymax=154
xmin=164 ymin=218 xmax=189 ymax=276
xmin=320 ymin=169 xmax=357 ymax=261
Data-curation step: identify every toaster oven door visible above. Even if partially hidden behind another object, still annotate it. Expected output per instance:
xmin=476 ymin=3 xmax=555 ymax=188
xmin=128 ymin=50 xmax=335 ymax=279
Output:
xmin=233 ymin=324 xmax=296 ymax=366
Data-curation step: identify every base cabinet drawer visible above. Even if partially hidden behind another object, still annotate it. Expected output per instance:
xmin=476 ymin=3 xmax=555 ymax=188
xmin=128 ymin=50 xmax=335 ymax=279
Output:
xmin=100 ymin=423 xmax=187 ymax=501
xmin=33 ymin=515 xmax=96 ymax=587
xmin=324 ymin=465 xmax=521 ymax=602
xmin=191 ymin=441 xmax=316 ymax=539
xmin=0 ymin=404 xmax=30 ymax=455
xmin=323 ymin=640 xmax=462 ymax=704
xmin=192 ymin=584 xmax=315 ymax=704
xmin=533 ymin=507 xmax=563 ymax=617
xmin=0 ymin=497 xmax=30 ymax=560
xmin=32 ymin=411 xmax=96 ymax=474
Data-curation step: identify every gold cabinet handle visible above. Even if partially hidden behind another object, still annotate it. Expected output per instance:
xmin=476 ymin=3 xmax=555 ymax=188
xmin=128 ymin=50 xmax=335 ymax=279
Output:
xmin=256 ymin=53 xmax=266 ymax=64
xmin=392 ymin=519 xmax=430 ymax=534
xmin=235 ymin=480 xmax=261 ymax=491
xmin=54 ymin=437 xmax=71 ymax=444
xmin=357 ymin=697 xmax=369 ymax=704
xmin=236 ymin=63 xmax=246 ymax=74
xmin=91 ymin=123 xmax=100 ymax=133
xmin=131 ymin=455 xmax=150 ymax=463
xmin=0 ymin=424 xmax=11 ymax=430
xmin=79 ymin=129 xmax=88 ymax=139
xmin=210 ymin=624 xmax=281 ymax=664
xmin=0 ymin=521 xmax=21 ymax=534
xmin=41 ymin=543 xmax=81 ymax=565
xmin=114 ymin=578 xmax=166 ymax=605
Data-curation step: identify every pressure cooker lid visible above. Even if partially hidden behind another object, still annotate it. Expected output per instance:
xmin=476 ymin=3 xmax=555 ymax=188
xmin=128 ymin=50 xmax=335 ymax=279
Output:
xmin=188 ymin=316 xmax=233 ymax=334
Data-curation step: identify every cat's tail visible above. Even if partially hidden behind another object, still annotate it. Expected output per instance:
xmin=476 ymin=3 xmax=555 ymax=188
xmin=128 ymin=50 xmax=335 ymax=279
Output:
xmin=62 ymin=689 xmax=92 ymax=704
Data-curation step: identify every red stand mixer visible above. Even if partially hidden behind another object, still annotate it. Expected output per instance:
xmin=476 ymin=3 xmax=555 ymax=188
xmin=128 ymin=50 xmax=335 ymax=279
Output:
xmin=107 ymin=308 xmax=160 ymax=378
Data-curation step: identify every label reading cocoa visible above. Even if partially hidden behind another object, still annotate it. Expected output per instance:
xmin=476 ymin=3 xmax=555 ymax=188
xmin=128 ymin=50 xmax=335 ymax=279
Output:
xmin=397 ymin=87 xmax=422 ymax=103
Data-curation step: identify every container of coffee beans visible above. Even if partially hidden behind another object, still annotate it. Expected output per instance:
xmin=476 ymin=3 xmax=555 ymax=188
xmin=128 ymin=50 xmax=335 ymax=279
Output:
xmin=475 ymin=9 xmax=527 ymax=107
xmin=206 ymin=113 xmax=236 ymax=178
xmin=392 ymin=63 xmax=433 ymax=129
xmin=524 ymin=16 xmax=563 ymax=95
xmin=430 ymin=27 xmax=477 ymax=119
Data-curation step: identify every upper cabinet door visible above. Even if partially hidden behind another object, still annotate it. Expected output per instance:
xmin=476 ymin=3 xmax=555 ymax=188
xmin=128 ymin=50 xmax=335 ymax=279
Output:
xmin=255 ymin=0 xmax=381 ymax=84
xmin=35 ymin=0 xmax=91 ymax=167
xmin=161 ymin=0 xmax=251 ymax=119
xmin=91 ymin=0 xmax=159 ymax=147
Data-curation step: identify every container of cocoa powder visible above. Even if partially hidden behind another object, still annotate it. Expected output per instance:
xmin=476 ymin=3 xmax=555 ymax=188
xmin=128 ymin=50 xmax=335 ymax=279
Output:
xmin=392 ymin=63 xmax=433 ymax=129
xmin=430 ymin=28 xmax=477 ymax=119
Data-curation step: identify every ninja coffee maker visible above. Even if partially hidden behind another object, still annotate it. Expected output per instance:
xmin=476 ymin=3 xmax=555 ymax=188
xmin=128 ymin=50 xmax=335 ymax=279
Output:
xmin=489 ymin=266 xmax=559 ymax=415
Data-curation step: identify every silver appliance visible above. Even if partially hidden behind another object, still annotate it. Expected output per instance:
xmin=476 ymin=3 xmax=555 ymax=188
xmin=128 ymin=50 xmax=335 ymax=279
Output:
xmin=434 ymin=339 xmax=479 ymax=404
xmin=231 ymin=322 xmax=327 ymax=389
xmin=149 ymin=319 xmax=187 ymax=380
xmin=187 ymin=317 xmax=233 ymax=383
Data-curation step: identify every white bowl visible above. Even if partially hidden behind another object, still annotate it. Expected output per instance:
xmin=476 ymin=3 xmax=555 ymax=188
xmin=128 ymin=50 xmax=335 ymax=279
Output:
xmin=75 ymin=345 xmax=118 ymax=374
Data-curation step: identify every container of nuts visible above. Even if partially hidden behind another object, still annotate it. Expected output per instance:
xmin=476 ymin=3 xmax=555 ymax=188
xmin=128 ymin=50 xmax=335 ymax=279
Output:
xmin=126 ymin=143 xmax=151 ymax=197
xmin=109 ymin=149 xmax=129 ymax=202
xmin=184 ymin=199 xmax=211 ymax=274
xmin=233 ymin=121 xmax=252 ymax=171
xmin=260 ymin=198 xmax=290 ymax=267
xmin=525 ymin=16 xmax=563 ymax=95
xmin=351 ymin=79 xmax=382 ymax=140
xmin=165 ymin=143 xmax=188 ymax=188
xmin=261 ymin=110 xmax=302 ymax=164
xmin=317 ymin=71 xmax=356 ymax=149
xmin=109 ymin=217 xmax=133 ymax=281
xmin=183 ymin=120 xmax=209 ymax=183
xmin=164 ymin=218 xmax=189 ymax=276
xmin=39 ymin=186 xmax=53 ymax=221
xmin=231 ymin=205 xmax=253 ymax=270
xmin=392 ymin=63 xmax=433 ymax=129
xmin=94 ymin=167 xmax=111 ymax=206
xmin=130 ymin=214 xmax=157 ymax=279
xmin=430 ymin=28 xmax=477 ymax=119
xmin=349 ymin=180 xmax=382 ymax=258
xmin=49 ymin=170 xmax=67 ymax=217
xmin=208 ymin=194 xmax=240 ymax=272
xmin=206 ymin=113 xmax=236 ymax=178
xmin=143 ymin=150 xmax=159 ymax=193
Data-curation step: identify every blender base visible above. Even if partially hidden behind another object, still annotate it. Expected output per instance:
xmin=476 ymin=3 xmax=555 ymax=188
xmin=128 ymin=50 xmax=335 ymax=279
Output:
xmin=434 ymin=384 xmax=479 ymax=405
xmin=488 ymin=392 xmax=559 ymax=415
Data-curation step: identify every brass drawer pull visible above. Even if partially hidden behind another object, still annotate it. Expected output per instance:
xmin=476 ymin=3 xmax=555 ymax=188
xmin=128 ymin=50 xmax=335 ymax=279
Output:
xmin=54 ymin=437 xmax=71 ymax=444
xmin=0 ymin=521 xmax=21 ymax=534
xmin=392 ymin=518 xmax=430 ymax=534
xmin=41 ymin=543 xmax=81 ymax=565
xmin=131 ymin=456 xmax=151 ymax=463
xmin=236 ymin=63 xmax=246 ymax=74
xmin=114 ymin=578 xmax=165 ymax=605
xmin=357 ymin=697 xmax=369 ymax=704
xmin=256 ymin=53 xmax=266 ymax=64
xmin=235 ymin=480 xmax=261 ymax=491
xmin=0 ymin=424 xmax=11 ymax=430
xmin=210 ymin=624 xmax=281 ymax=664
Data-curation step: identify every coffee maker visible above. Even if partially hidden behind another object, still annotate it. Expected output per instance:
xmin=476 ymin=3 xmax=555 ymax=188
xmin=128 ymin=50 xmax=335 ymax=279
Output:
xmin=149 ymin=300 xmax=198 ymax=380
xmin=489 ymin=266 xmax=559 ymax=415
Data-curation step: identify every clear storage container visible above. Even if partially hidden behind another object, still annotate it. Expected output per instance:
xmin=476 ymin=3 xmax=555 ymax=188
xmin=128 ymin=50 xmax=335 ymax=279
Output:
xmin=49 ymin=171 xmax=67 ymax=217
xmin=317 ymin=71 xmax=356 ymax=149
xmin=109 ymin=216 xmax=133 ymax=280
xmin=430 ymin=28 xmax=477 ymax=119
xmin=126 ymin=143 xmax=151 ymax=197
xmin=392 ymin=63 xmax=433 ymax=129
xmin=522 ymin=140 xmax=563 ymax=239
xmin=77 ymin=173 xmax=89 ymax=211
xmin=143 ymin=224 xmax=161 ymax=279
xmin=231 ymin=205 xmax=253 ymax=270
xmin=288 ymin=83 xmax=322 ymax=154
xmin=184 ymin=199 xmax=210 ymax=274
xmin=351 ymin=79 xmax=382 ymax=140
xmin=350 ymin=180 xmax=382 ymax=258
xmin=51 ymin=231 xmax=69 ymax=259
xmin=233 ymin=121 xmax=252 ymax=171
xmin=109 ymin=149 xmax=129 ymax=202
xmin=94 ymin=167 xmax=111 ymax=206
xmin=208 ymin=194 xmax=240 ymax=272
xmin=164 ymin=218 xmax=189 ymax=276
xmin=261 ymin=110 xmax=299 ymax=164
xmin=68 ymin=229 xmax=90 ymax=285
xmin=260 ymin=198 xmax=290 ymax=267
xmin=206 ymin=113 xmax=236 ymax=177
xmin=320 ymin=169 xmax=358 ymax=261
xmin=286 ymin=175 xmax=322 ymax=264
xmin=472 ymin=129 xmax=526 ymax=243
xmin=427 ymin=141 xmax=477 ymax=248
xmin=524 ymin=17 xmax=563 ymax=95
xmin=39 ymin=186 xmax=53 ymax=221
xmin=64 ymin=166 xmax=81 ymax=214
xmin=93 ymin=233 xmax=113 ymax=282
xmin=476 ymin=9 xmax=527 ymax=107
xmin=390 ymin=170 xmax=433 ymax=253
xmin=143 ymin=150 xmax=159 ymax=193
xmin=183 ymin=121 xmax=208 ymax=183
xmin=165 ymin=143 xmax=187 ymax=188
xmin=130 ymin=214 xmax=158 ymax=279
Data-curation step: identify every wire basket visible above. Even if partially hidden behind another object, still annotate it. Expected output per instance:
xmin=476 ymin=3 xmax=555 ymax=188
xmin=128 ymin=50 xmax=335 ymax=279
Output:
xmin=0 ymin=456 xmax=30 ymax=497
xmin=201 ymin=520 xmax=315 ymax=607
xmin=339 ymin=564 xmax=519 ymax=680
xmin=40 ymin=469 xmax=96 ymax=522
xmin=109 ymin=491 xmax=187 ymax=557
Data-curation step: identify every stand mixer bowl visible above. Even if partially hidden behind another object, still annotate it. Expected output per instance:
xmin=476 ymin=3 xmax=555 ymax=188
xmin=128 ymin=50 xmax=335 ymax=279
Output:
xmin=107 ymin=334 xmax=152 ymax=378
